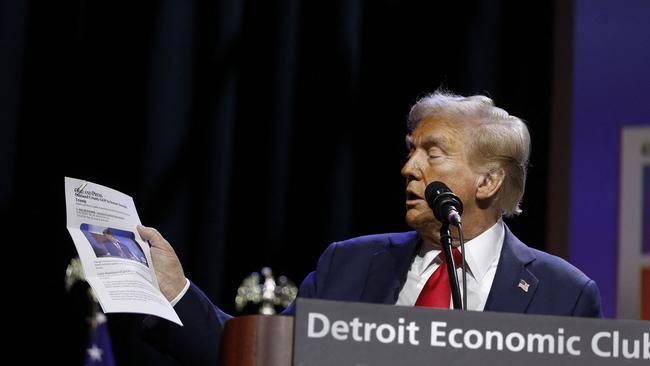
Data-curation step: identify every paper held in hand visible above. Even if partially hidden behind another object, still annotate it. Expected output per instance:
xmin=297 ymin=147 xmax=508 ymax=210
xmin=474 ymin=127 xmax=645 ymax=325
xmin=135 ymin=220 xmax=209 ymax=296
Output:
xmin=64 ymin=177 xmax=182 ymax=325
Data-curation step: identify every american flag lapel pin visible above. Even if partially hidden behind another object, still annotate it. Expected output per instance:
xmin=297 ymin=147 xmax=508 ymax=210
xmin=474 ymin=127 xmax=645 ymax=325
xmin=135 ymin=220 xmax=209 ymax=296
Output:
xmin=517 ymin=279 xmax=530 ymax=293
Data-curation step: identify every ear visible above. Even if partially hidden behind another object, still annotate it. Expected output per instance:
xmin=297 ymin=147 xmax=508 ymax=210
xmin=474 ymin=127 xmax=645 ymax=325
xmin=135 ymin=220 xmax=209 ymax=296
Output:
xmin=476 ymin=168 xmax=505 ymax=200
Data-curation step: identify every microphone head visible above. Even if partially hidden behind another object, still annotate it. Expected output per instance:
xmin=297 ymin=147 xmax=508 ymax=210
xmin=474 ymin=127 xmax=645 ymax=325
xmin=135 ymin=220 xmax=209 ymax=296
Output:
xmin=424 ymin=181 xmax=464 ymax=224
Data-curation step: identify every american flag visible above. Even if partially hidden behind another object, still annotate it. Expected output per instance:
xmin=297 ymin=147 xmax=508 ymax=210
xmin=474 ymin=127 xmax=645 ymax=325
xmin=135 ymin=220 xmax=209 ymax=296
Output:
xmin=84 ymin=311 xmax=116 ymax=366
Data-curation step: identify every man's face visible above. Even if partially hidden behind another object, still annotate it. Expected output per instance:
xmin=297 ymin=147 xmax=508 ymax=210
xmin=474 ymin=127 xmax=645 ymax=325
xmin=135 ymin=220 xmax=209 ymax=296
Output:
xmin=401 ymin=117 xmax=478 ymax=233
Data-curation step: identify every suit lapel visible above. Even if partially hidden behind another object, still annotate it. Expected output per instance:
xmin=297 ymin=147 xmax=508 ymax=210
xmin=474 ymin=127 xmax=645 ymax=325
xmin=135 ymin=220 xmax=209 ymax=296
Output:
xmin=484 ymin=226 xmax=539 ymax=313
xmin=360 ymin=232 xmax=419 ymax=304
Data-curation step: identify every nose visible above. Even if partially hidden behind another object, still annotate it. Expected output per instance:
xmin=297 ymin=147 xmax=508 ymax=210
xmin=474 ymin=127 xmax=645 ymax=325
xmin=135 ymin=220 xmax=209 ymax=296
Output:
xmin=401 ymin=155 xmax=422 ymax=181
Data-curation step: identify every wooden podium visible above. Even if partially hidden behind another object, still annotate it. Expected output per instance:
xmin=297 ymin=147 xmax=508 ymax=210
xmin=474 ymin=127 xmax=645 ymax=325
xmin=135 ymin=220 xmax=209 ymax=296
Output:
xmin=219 ymin=315 xmax=294 ymax=366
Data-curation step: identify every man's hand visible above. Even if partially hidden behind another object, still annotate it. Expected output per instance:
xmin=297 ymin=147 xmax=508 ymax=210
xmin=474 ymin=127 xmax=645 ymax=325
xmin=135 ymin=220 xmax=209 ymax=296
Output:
xmin=137 ymin=225 xmax=186 ymax=302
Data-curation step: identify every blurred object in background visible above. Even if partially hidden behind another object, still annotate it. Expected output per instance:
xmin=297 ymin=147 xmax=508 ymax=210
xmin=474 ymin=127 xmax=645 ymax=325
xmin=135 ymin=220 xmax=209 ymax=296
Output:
xmin=65 ymin=257 xmax=86 ymax=293
xmin=235 ymin=267 xmax=297 ymax=315
xmin=66 ymin=257 xmax=116 ymax=366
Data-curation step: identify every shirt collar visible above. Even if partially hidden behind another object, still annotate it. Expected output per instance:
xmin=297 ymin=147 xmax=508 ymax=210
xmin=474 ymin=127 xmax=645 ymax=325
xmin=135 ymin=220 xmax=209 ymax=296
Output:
xmin=461 ymin=219 xmax=504 ymax=282
xmin=413 ymin=219 xmax=504 ymax=277
xmin=413 ymin=247 xmax=441 ymax=275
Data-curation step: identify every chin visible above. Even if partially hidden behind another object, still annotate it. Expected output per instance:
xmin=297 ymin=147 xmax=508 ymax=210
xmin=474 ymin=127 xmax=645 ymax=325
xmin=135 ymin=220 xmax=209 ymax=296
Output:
xmin=405 ymin=210 xmax=436 ymax=230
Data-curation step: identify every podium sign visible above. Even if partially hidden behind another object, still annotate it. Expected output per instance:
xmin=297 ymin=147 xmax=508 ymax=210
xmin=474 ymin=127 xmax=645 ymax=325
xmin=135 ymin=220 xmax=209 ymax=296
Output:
xmin=294 ymin=298 xmax=648 ymax=365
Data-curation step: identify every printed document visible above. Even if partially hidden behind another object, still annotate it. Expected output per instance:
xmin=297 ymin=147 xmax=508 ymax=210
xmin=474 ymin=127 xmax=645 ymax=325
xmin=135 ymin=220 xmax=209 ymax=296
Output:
xmin=65 ymin=177 xmax=182 ymax=325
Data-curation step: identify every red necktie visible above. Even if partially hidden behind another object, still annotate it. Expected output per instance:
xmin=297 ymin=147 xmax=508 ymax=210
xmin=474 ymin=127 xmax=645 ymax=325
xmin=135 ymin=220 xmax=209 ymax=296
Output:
xmin=415 ymin=248 xmax=462 ymax=308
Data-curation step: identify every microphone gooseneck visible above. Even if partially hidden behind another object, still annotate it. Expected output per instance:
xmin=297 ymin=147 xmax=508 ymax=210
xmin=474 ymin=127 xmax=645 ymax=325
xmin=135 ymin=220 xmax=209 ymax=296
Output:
xmin=424 ymin=181 xmax=467 ymax=310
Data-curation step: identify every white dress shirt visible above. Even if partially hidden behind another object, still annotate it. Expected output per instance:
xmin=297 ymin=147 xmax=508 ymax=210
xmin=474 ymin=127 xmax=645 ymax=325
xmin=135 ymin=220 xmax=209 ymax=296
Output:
xmin=170 ymin=278 xmax=191 ymax=306
xmin=396 ymin=219 xmax=505 ymax=311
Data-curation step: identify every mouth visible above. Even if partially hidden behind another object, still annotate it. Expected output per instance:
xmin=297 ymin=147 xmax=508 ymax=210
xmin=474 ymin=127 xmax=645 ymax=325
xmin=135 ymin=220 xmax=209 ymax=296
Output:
xmin=405 ymin=191 xmax=424 ymax=206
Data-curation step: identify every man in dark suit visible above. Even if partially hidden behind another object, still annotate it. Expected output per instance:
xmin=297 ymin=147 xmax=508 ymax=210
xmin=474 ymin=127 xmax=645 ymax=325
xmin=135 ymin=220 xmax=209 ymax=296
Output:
xmin=138 ymin=91 xmax=602 ymax=365
xmin=101 ymin=228 xmax=138 ymax=260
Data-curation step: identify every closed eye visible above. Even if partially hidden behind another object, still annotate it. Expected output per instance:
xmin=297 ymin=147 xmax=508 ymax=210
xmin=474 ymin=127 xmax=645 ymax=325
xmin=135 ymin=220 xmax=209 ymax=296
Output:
xmin=427 ymin=147 xmax=444 ymax=159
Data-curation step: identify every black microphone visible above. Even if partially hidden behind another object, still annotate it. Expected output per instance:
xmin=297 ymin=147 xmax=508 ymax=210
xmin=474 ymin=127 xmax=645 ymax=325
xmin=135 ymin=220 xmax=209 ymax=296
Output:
xmin=424 ymin=181 xmax=463 ymax=226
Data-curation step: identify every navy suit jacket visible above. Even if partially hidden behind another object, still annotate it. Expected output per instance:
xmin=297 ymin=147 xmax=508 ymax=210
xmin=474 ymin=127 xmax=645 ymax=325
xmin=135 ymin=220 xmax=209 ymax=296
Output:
xmin=143 ymin=226 xmax=602 ymax=365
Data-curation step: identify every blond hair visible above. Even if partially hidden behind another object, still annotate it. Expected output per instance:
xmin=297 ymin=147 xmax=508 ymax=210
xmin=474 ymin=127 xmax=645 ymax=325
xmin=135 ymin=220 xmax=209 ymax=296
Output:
xmin=407 ymin=91 xmax=530 ymax=217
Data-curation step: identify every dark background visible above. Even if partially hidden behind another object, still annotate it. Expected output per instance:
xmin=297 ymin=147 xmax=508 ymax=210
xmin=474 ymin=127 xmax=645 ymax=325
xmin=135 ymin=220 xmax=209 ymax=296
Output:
xmin=2 ymin=0 xmax=554 ymax=364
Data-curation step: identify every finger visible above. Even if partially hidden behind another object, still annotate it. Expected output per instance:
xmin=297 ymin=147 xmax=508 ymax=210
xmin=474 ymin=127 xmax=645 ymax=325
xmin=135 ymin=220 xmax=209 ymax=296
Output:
xmin=137 ymin=225 xmax=161 ymax=241
xmin=137 ymin=225 xmax=174 ymax=251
